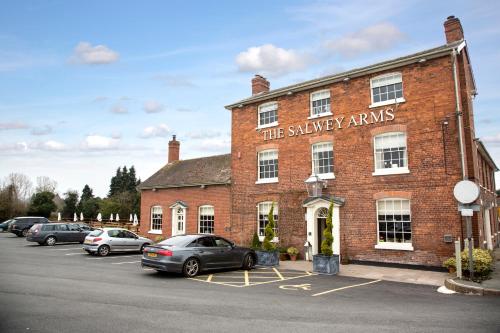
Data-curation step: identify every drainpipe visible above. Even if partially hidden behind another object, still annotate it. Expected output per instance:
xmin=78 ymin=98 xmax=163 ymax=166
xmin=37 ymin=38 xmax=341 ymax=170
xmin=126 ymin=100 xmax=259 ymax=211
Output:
xmin=451 ymin=49 xmax=467 ymax=180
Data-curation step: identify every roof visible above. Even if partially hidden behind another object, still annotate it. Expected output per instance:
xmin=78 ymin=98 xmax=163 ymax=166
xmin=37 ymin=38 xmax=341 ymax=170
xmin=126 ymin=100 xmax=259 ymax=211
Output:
xmin=303 ymin=195 xmax=345 ymax=207
xmin=225 ymin=40 xmax=465 ymax=109
xmin=138 ymin=154 xmax=231 ymax=190
xmin=475 ymin=139 xmax=499 ymax=171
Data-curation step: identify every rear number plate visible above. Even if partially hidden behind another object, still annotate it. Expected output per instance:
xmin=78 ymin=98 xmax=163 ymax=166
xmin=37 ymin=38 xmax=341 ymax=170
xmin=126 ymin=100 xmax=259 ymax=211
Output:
xmin=84 ymin=239 xmax=92 ymax=244
xmin=147 ymin=253 xmax=157 ymax=258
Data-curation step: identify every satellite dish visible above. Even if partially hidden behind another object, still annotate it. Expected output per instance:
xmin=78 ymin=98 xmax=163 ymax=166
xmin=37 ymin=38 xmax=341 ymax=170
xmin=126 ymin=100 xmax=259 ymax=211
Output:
xmin=453 ymin=180 xmax=480 ymax=204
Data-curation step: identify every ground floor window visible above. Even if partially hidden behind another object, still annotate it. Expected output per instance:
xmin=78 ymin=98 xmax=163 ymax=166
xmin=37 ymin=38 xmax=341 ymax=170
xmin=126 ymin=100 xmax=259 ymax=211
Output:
xmin=151 ymin=206 xmax=162 ymax=231
xmin=198 ymin=205 xmax=214 ymax=234
xmin=377 ymin=199 xmax=411 ymax=244
xmin=258 ymin=202 xmax=278 ymax=237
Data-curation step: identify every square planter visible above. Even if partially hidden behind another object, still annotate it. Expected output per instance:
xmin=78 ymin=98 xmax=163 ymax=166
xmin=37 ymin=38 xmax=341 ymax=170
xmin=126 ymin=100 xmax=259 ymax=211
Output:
xmin=255 ymin=250 xmax=279 ymax=266
xmin=313 ymin=254 xmax=339 ymax=275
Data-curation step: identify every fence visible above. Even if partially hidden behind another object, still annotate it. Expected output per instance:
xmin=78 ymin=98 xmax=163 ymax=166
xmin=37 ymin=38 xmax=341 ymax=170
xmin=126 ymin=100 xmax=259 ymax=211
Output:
xmin=60 ymin=219 xmax=140 ymax=233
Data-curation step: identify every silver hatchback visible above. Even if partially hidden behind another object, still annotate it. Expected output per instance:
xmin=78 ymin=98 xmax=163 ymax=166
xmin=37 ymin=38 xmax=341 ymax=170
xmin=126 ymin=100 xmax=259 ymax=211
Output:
xmin=83 ymin=228 xmax=153 ymax=256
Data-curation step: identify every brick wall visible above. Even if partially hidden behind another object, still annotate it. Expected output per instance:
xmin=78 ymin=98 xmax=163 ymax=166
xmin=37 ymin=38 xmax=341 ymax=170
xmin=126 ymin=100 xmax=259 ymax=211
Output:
xmin=139 ymin=184 xmax=231 ymax=240
xmin=230 ymin=56 xmax=467 ymax=266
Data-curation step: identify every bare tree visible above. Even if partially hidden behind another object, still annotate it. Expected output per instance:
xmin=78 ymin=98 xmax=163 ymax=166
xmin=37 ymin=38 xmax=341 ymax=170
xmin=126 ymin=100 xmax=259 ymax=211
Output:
xmin=5 ymin=173 xmax=33 ymax=202
xmin=0 ymin=173 xmax=33 ymax=219
xmin=35 ymin=176 xmax=57 ymax=194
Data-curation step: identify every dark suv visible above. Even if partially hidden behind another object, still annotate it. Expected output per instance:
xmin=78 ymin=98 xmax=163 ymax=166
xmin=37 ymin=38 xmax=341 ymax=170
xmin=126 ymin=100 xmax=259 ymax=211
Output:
xmin=9 ymin=217 xmax=50 ymax=237
xmin=27 ymin=223 xmax=92 ymax=246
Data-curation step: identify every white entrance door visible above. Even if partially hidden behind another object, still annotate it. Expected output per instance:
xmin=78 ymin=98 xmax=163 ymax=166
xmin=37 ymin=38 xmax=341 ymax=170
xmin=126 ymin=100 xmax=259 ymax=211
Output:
xmin=172 ymin=207 xmax=186 ymax=236
xmin=484 ymin=209 xmax=493 ymax=250
xmin=304 ymin=199 xmax=340 ymax=261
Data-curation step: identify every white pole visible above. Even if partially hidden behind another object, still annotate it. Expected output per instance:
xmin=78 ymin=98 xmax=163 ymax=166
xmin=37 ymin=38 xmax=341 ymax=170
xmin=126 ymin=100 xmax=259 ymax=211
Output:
xmin=455 ymin=239 xmax=462 ymax=279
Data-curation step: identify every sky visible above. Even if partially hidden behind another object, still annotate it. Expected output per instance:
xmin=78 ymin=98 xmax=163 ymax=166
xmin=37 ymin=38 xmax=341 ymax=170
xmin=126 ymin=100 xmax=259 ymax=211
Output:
xmin=0 ymin=0 xmax=499 ymax=197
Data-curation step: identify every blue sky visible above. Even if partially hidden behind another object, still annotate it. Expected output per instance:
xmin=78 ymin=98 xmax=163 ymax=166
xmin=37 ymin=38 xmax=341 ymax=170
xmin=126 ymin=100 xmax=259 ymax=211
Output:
xmin=1 ymin=0 xmax=499 ymax=197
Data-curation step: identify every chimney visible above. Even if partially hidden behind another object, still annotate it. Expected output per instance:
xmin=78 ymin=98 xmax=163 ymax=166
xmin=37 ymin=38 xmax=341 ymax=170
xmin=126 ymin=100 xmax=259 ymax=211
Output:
xmin=444 ymin=15 xmax=464 ymax=44
xmin=251 ymin=75 xmax=270 ymax=95
xmin=168 ymin=135 xmax=180 ymax=163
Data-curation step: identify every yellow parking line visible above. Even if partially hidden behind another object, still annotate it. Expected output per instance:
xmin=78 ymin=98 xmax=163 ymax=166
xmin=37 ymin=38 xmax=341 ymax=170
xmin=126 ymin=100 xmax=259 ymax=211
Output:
xmin=244 ymin=270 xmax=249 ymax=286
xmin=312 ymin=279 xmax=381 ymax=297
xmin=206 ymin=274 xmax=213 ymax=282
xmin=273 ymin=267 xmax=285 ymax=280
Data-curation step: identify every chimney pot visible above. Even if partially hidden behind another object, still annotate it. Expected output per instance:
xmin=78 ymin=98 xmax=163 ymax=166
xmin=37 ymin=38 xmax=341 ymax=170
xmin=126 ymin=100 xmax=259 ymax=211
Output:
xmin=444 ymin=15 xmax=464 ymax=44
xmin=168 ymin=135 xmax=180 ymax=163
xmin=251 ymin=74 xmax=270 ymax=95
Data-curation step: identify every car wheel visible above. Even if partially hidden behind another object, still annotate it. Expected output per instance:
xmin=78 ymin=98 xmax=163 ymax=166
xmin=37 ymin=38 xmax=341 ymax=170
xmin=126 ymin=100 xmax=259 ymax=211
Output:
xmin=45 ymin=236 xmax=57 ymax=246
xmin=182 ymin=258 xmax=200 ymax=278
xmin=21 ymin=229 xmax=29 ymax=237
xmin=242 ymin=254 xmax=255 ymax=270
xmin=97 ymin=245 xmax=110 ymax=257
xmin=140 ymin=243 xmax=150 ymax=253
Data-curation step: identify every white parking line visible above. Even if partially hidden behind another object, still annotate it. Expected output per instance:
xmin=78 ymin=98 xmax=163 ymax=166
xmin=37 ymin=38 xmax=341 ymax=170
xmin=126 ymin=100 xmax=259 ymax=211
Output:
xmin=87 ymin=255 xmax=141 ymax=260
xmin=311 ymin=279 xmax=381 ymax=297
xmin=64 ymin=252 xmax=86 ymax=256
xmin=111 ymin=261 xmax=141 ymax=265
xmin=52 ymin=248 xmax=84 ymax=251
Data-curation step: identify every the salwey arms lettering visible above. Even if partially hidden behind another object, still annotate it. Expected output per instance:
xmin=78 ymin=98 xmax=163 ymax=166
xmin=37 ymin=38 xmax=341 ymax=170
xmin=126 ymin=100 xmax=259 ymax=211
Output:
xmin=262 ymin=108 xmax=395 ymax=141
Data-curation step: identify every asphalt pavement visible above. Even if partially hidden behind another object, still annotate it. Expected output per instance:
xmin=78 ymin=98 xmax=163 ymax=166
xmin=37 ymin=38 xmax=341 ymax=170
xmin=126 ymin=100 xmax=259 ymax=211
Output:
xmin=0 ymin=232 xmax=499 ymax=333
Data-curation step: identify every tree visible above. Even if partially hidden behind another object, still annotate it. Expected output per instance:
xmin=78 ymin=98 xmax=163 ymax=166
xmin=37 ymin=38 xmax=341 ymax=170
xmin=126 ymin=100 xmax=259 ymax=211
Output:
xmin=28 ymin=191 xmax=56 ymax=218
xmin=108 ymin=167 xmax=123 ymax=197
xmin=262 ymin=203 xmax=276 ymax=251
xmin=35 ymin=176 xmax=57 ymax=194
xmin=62 ymin=190 xmax=79 ymax=218
xmin=320 ymin=201 xmax=334 ymax=256
xmin=0 ymin=173 xmax=32 ymax=219
xmin=80 ymin=185 xmax=93 ymax=202
xmin=80 ymin=197 xmax=101 ymax=219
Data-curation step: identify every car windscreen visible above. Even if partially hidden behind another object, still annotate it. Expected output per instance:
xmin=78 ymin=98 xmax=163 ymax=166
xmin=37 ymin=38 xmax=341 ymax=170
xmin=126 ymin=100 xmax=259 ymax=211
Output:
xmin=88 ymin=230 xmax=103 ymax=237
xmin=158 ymin=236 xmax=195 ymax=247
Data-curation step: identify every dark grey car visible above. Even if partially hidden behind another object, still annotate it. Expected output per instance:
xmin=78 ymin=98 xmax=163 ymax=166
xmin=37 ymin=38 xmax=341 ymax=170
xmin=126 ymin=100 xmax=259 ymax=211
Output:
xmin=26 ymin=223 xmax=91 ymax=246
xmin=141 ymin=234 xmax=256 ymax=277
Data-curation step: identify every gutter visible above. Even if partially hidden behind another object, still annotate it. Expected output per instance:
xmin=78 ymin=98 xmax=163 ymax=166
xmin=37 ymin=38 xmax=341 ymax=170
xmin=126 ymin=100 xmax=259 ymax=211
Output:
xmin=451 ymin=46 xmax=467 ymax=180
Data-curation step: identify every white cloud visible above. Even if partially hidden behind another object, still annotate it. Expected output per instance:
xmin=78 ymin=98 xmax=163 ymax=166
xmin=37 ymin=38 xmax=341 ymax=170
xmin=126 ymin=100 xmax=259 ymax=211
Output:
xmin=143 ymin=100 xmax=165 ymax=113
xmin=140 ymin=124 xmax=170 ymax=138
xmin=0 ymin=121 xmax=29 ymax=130
xmin=81 ymin=135 xmax=120 ymax=150
xmin=31 ymin=140 xmax=67 ymax=151
xmin=186 ymin=130 xmax=222 ymax=140
xmin=200 ymin=138 xmax=231 ymax=151
xmin=482 ymin=133 xmax=500 ymax=145
xmin=0 ymin=142 xmax=28 ymax=152
xmin=325 ymin=22 xmax=404 ymax=57
xmin=110 ymin=104 xmax=128 ymax=114
xmin=31 ymin=125 xmax=52 ymax=136
xmin=236 ymin=44 xmax=310 ymax=77
xmin=70 ymin=42 xmax=119 ymax=65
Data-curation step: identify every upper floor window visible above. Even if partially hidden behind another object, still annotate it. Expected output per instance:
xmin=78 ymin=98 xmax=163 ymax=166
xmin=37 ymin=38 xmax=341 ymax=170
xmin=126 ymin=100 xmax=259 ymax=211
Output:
xmin=258 ymin=102 xmax=278 ymax=128
xmin=150 ymin=206 xmax=162 ymax=232
xmin=312 ymin=142 xmax=334 ymax=178
xmin=373 ymin=132 xmax=409 ymax=176
xmin=310 ymin=90 xmax=331 ymax=117
xmin=198 ymin=205 xmax=215 ymax=234
xmin=257 ymin=149 xmax=278 ymax=183
xmin=257 ymin=201 xmax=278 ymax=240
xmin=376 ymin=198 xmax=412 ymax=250
xmin=370 ymin=73 xmax=404 ymax=107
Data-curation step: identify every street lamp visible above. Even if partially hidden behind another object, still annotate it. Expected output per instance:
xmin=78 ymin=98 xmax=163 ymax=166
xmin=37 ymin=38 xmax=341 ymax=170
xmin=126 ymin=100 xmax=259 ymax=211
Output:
xmin=305 ymin=174 xmax=327 ymax=197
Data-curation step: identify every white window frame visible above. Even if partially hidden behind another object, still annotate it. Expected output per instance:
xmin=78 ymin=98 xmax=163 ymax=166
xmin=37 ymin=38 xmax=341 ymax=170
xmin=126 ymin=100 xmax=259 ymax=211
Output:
xmin=171 ymin=206 xmax=186 ymax=236
xmin=198 ymin=205 xmax=215 ymax=234
xmin=311 ymin=142 xmax=335 ymax=179
xmin=149 ymin=206 xmax=163 ymax=235
xmin=308 ymin=89 xmax=332 ymax=119
xmin=372 ymin=132 xmax=409 ymax=176
xmin=256 ymin=149 xmax=279 ymax=184
xmin=257 ymin=201 xmax=279 ymax=242
xmin=375 ymin=198 xmax=413 ymax=251
xmin=257 ymin=102 xmax=278 ymax=129
xmin=369 ymin=72 xmax=405 ymax=108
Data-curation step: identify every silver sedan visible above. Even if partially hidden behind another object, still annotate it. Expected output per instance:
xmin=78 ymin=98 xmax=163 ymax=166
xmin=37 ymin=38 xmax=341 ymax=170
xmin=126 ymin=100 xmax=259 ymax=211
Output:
xmin=83 ymin=228 xmax=153 ymax=256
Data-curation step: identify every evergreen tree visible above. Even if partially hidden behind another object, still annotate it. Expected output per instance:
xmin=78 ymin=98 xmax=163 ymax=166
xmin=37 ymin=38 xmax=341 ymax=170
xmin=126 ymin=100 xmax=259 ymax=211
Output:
xmin=320 ymin=201 xmax=334 ymax=256
xmin=28 ymin=191 xmax=56 ymax=218
xmin=108 ymin=168 xmax=122 ymax=197
xmin=62 ymin=190 xmax=79 ymax=218
xmin=262 ymin=203 xmax=276 ymax=251
xmin=80 ymin=185 xmax=93 ymax=202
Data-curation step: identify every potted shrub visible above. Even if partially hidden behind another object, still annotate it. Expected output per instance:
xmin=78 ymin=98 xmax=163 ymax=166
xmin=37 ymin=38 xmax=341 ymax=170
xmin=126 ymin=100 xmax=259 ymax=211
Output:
xmin=250 ymin=232 xmax=261 ymax=250
xmin=312 ymin=201 xmax=340 ymax=275
xmin=442 ymin=257 xmax=456 ymax=274
xmin=287 ymin=247 xmax=299 ymax=261
xmin=255 ymin=203 xmax=279 ymax=266
xmin=279 ymin=247 xmax=289 ymax=261
xmin=442 ymin=248 xmax=493 ymax=280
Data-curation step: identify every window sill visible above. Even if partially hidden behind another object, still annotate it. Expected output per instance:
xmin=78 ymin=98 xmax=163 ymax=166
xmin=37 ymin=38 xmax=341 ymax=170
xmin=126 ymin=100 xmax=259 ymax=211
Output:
xmin=307 ymin=112 xmax=333 ymax=120
xmin=372 ymin=168 xmax=409 ymax=176
xmin=148 ymin=230 xmax=163 ymax=235
xmin=256 ymin=178 xmax=278 ymax=184
xmin=369 ymin=98 xmax=406 ymax=109
xmin=258 ymin=236 xmax=279 ymax=243
xmin=318 ymin=172 xmax=335 ymax=180
xmin=375 ymin=243 xmax=413 ymax=251
xmin=256 ymin=122 xmax=279 ymax=130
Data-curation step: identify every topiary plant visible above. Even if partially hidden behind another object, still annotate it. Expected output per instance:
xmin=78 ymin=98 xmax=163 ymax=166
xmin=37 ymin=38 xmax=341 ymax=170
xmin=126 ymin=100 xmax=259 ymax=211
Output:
xmin=262 ymin=202 xmax=276 ymax=252
xmin=320 ymin=200 xmax=334 ymax=256
xmin=250 ymin=232 xmax=261 ymax=250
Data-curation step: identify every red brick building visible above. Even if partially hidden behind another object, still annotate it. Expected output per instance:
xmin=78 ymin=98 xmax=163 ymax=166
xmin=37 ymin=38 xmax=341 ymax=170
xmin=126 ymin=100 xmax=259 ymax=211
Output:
xmin=139 ymin=17 xmax=498 ymax=267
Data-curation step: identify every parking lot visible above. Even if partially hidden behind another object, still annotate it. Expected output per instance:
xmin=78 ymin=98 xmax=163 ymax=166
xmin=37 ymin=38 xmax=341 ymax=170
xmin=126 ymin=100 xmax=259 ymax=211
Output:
xmin=1 ymin=232 xmax=499 ymax=333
